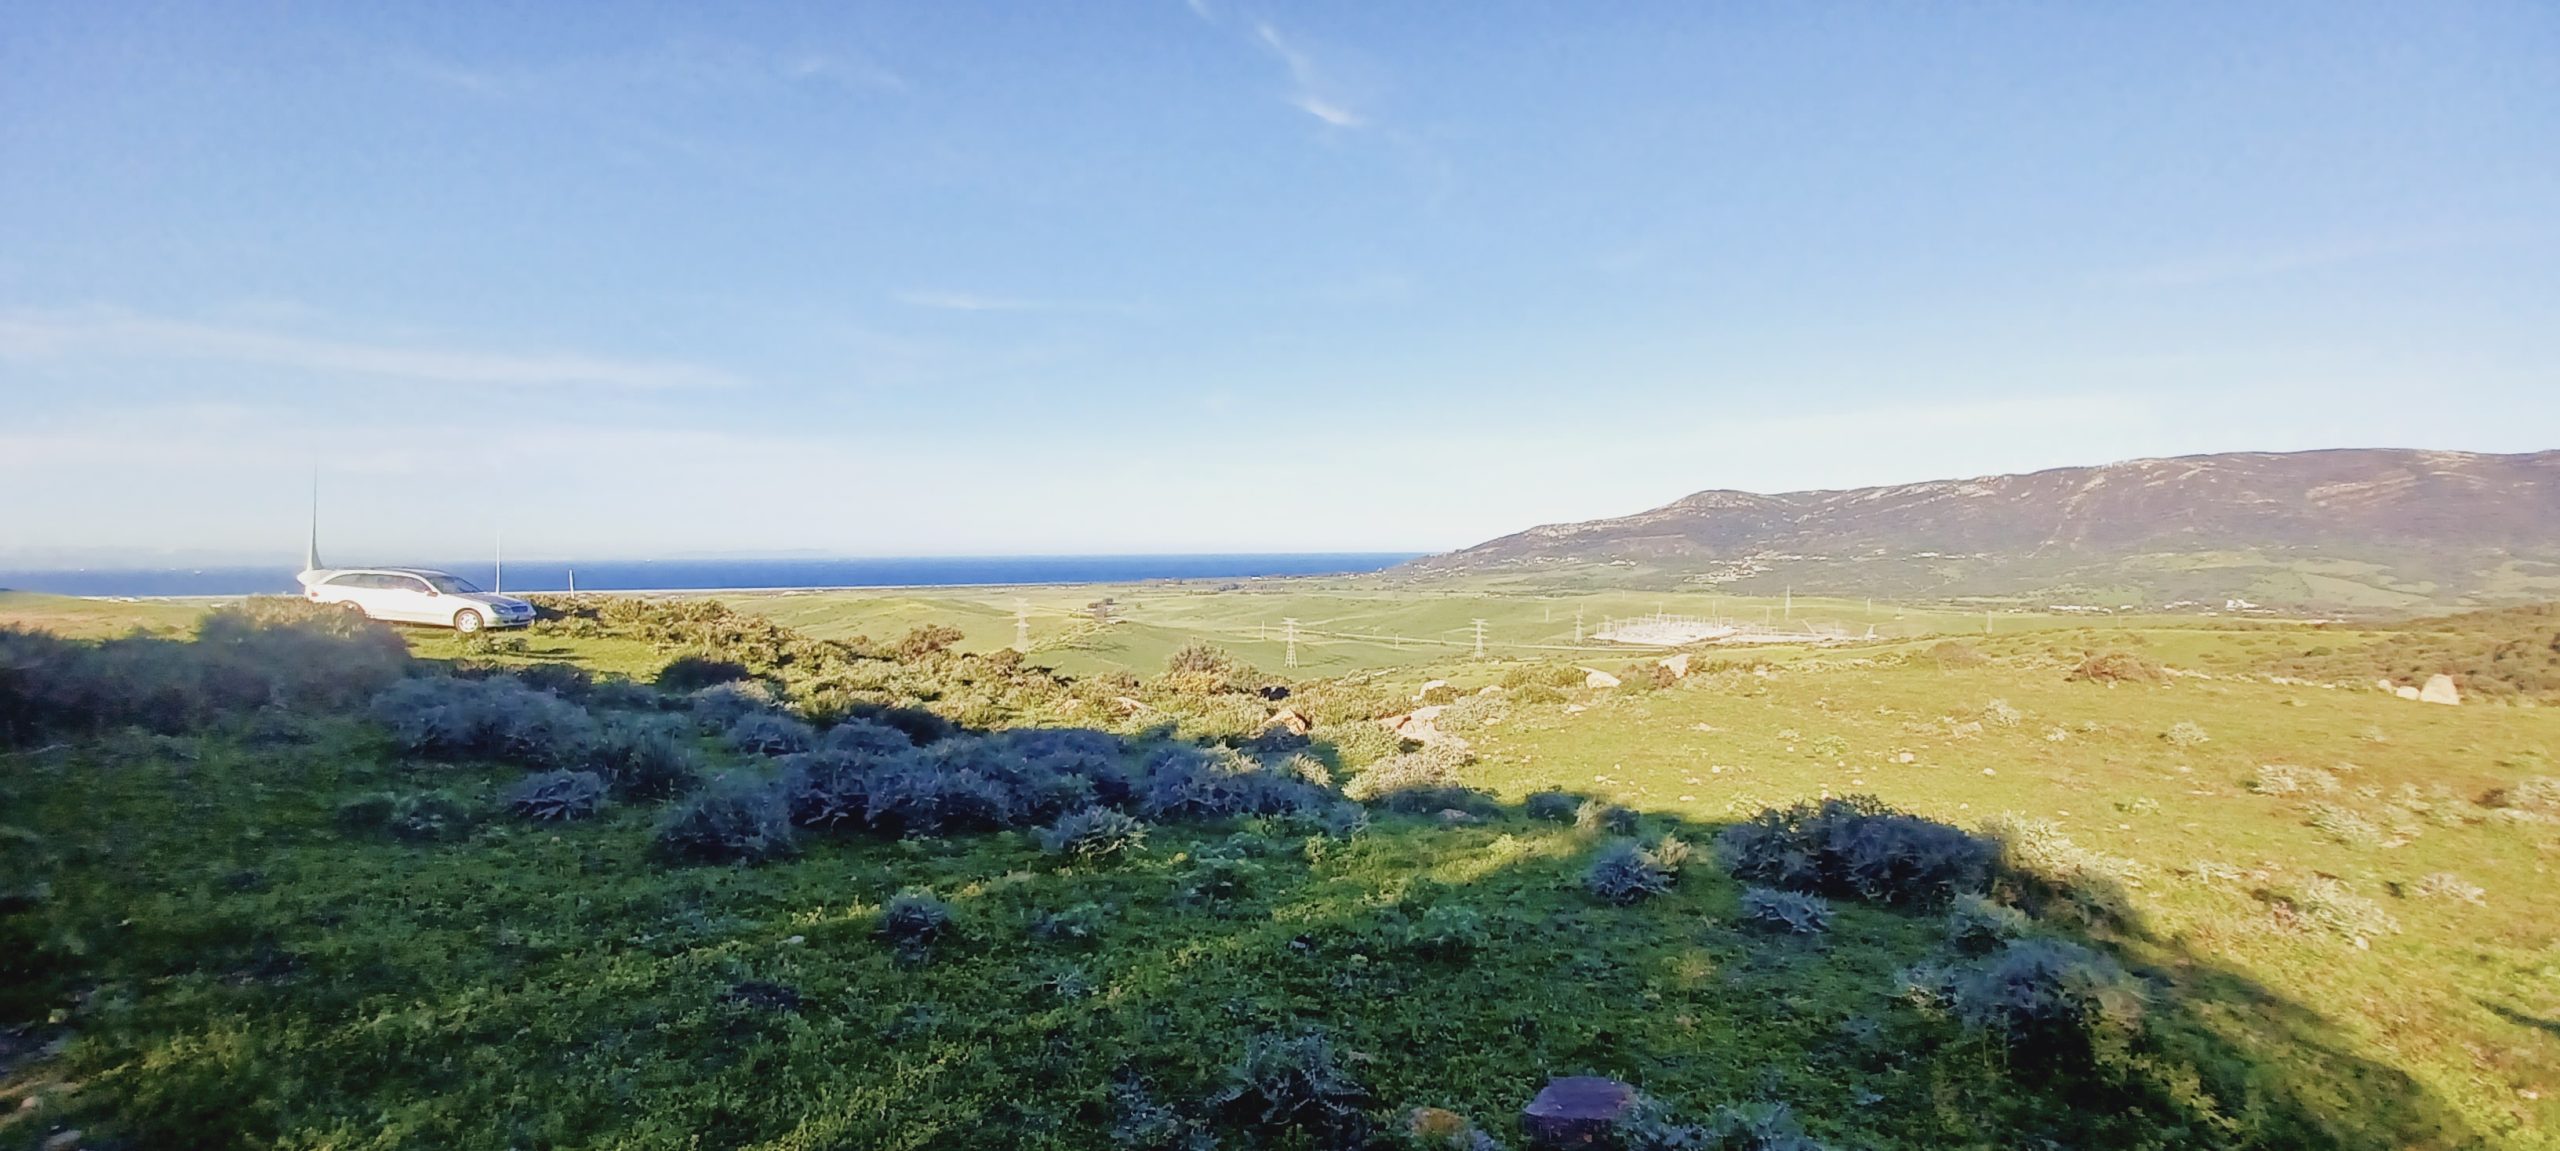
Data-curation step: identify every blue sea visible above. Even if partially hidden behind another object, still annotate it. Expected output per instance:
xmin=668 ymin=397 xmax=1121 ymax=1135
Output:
xmin=0 ymin=554 xmax=1423 ymax=599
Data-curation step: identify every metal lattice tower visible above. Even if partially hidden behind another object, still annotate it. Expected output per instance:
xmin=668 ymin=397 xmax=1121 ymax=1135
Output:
xmin=1014 ymin=599 xmax=1031 ymax=652
xmin=1573 ymin=608 xmax=1583 ymax=644
xmin=1282 ymin=617 xmax=1300 ymax=668
xmin=1471 ymin=618 xmax=1488 ymax=659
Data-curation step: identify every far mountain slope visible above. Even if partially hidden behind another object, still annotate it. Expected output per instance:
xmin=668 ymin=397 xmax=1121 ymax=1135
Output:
xmin=1405 ymin=449 xmax=2560 ymax=609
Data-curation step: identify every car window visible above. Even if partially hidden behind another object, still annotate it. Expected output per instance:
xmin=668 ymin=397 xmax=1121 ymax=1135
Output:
xmin=324 ymin=573 xmax=362 ymax=587
xmin=422 ymin=574 xmax=482 ymax=594
xmin=393 ymin=576 xmax=433 ymax=595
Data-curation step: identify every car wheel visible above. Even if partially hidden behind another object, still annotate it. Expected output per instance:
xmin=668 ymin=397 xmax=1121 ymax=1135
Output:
xmin=453 ymin=609 xmax=485 ymax=633
xmin=338 ymin=600 xmax=369 ymax=619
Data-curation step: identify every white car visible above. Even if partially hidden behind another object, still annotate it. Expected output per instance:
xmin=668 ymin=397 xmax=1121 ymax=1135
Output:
xmin=298 ymin=567 xmax=535 ymax=633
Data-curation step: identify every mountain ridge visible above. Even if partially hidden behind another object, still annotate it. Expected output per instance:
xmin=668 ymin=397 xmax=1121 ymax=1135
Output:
xmin=1407 ymin=448 xmax=2560 ymax=609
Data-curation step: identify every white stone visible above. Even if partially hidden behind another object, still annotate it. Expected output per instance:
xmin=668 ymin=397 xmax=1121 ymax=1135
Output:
xmin=2395 ymin=686 xmax=2421 ymax=701
xmin=2419 ymin=674 xmax=2460 ymax=706
xmin=1657 ymin=653 xmax=1693 ymax=678
xmin=1581 ymin=668 xmax=1622 ymax=689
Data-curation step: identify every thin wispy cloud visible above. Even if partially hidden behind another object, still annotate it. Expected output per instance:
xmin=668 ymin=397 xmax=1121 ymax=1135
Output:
xmin=1252 ymin=23 xmax=1364 ymax=128
xmin=0 ymin=310 xmax=743 ymax=390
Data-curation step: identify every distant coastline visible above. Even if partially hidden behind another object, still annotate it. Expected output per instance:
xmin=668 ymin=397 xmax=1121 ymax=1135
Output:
xmin=0 ymin=554 xmax=1424 ymax=599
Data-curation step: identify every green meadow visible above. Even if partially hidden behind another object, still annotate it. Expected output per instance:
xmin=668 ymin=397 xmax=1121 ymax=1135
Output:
xmin=2 ymin=586 xmax=2554 ymax=1149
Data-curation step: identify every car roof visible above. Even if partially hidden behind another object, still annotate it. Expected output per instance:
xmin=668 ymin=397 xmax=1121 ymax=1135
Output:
xmin=315 ymin=567 xmax=457 ymax=578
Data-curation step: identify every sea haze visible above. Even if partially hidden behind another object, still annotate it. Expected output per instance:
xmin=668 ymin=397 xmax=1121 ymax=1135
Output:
xmin=0 ymin=554 xmax=1424 ymax=599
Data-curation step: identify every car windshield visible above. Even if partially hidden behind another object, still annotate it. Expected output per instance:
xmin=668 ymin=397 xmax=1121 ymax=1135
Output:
xmin=420 ymin=574 xmax=481 ymax=594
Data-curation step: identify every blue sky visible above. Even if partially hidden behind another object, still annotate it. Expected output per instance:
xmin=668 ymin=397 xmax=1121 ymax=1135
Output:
xmin=3 ymin=1 xmax=2555 ymax=564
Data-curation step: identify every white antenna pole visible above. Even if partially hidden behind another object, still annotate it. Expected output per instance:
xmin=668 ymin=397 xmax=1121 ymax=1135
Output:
xmin=304 ymin=466 xmax=323 ymax=573
xmin=567 ymin=566 xmax=577 ymax=594
xmin=495 ymin=530 xmax=504 ymax=594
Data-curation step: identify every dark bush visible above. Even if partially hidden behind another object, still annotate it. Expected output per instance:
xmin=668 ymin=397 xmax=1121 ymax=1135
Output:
xmin=878 ymin=889 xmax=955 ymax=956
xmin=1925 ymin=640 xmax=1990 ymax=669
xmin=1576 ymin=800 xmax=1640 ymax=835
xmin=508 ymin=770 xmax=608 ymax=822
xmin=1716 ymin=795 xmax=1994 ymax=908
xmin=1344 ymin=746 xmax=1492 ymax=814
xmin=655 ymin=655 xmax=753 ymax=693
xmin=3 ymin=599 xmax=409 ymax=742
xmin=370 ymin=676 xmax=599 ymax=768
xmin=688 ymin=681 xmax=781 ymax=733
xmin=590 ymin=717 xmax=703 ymax=801
xmin=1206 ymin=1028 xmax=1370 ymax=1139
xmin=1524 ymin=790 xmax=1582 ymax=822
xmin=1037 ymin=807 xmax=1148 ymax=862
xmin=726 ymin=711 xmax=815 ymax=756
xmin=1909 ymin=938 xmax=2146 ymax=1062
xmin=507 ymin=661 xmax=594 ymax=701
xmin=776 ymin=749 xmax=888 ymax=832
xmin=652 ymin=774 xmax=796 ymax=864
xmin=1139 ymin=745 xmax=1331 ymax=822
xmin=1944 ymin=893 xmax=2032 ymax=956
xmin=818 ymin=718 xmax=915 ymax=755
xmin=1586 ymin=838 xmax=1678 ymax=904
xmin=1738 ymin=886 xmax=1833 ymax=934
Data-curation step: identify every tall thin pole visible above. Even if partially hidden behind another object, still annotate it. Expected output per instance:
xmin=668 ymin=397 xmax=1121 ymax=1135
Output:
xmin=304 ymin=467 xmax=323 ymax=573
xmin=1014 ymin=598 xmax=1031 ymax=652
xmin=495 ymin=530 xmax=504 ymax=594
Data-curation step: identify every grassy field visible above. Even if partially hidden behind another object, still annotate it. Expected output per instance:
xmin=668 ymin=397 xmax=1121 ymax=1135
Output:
xmin=3 ymin=590 xmax=2555 ymax=1149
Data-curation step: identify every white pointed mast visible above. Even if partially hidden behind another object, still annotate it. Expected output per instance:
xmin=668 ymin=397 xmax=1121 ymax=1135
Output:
xmin=303 ymin=467 xmax=323 ymax=574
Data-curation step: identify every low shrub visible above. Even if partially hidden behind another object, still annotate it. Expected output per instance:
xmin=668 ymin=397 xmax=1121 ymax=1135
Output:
xmin=1140 ymin=745 xmax=1332 ymax=823
xmin=589 ymin=717 xmax=703 ymax=801
xmin=654 ymin=655 xmax=752 ymax=693
xmin=1981 ymin=815 xmax=2140 ymax=925
xmin=1038 ymin=807 xmax=1149 ymax=863
xmin=1619 ymin=1098 xmax=1831 ymax=1151
xmin=1206 ymin=1028 xmax=1370 ymax=1138
xmin=689 ymin=681 xmax=781 ymax=734
xmin=2276 ymin=875 xmax=2399 ymax=943
xmin=1405 ymin=903 xmax=1488 ymax=961
xmin=370 ymin=676 xmax=598 ymax=768
xmin=507 ymin=770 xmax=608 ymax=822
xmin=1911 ymin=938 xmax=2146 ymax=1063
xmin=2248 ymin=763 xmax=2339 ymax=795
xmin=1524 ymin=790 xmax=1581 ymax=822
xmin=652 ymin=774 xmax=796 ymax=864
xmin=1345 ymin=745 xmax=1491 ymax=814
xmin=1944 ymin=893 xmax=2032 ymax=955
xmin=2412 ymin=872 xmax=2486 ymax=905
xmin=1738 ymin=886 xmax=1833 ymax=934
xmin=817 ymin=718 xmax=914 ymax=755
xmin=1576 ymin=800 xmax=1640 ymax=835
xmin=1586 ymin=838 xmax=1678 ymax=904
xmin=2304 ymin=801 xmax=2384 ymax=847
xmin=878 ymin=889 xmax=955 ymax=956
xmin=726 ymin=711 xmax=815 ymax=756
xmin=2069 ymin=650 xmax=2165 ymax=684
xmin=1178 ymin=852 xmax=1267 ymax=906
xmin=1718 ymin=796 xmax=1995 ymax=908
xmin=2162 ymin=720 xmax=2210 ymax=748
